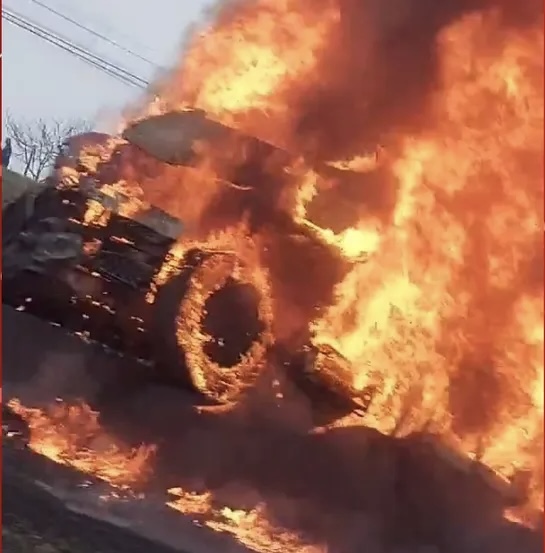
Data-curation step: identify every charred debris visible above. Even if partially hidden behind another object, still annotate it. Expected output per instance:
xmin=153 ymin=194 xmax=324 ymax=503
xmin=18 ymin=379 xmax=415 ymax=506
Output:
xmin=2 ymin=109 xmax=373 ymax=423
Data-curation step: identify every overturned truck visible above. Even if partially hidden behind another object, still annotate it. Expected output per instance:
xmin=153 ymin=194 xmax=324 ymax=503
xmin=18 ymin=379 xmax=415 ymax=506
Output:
xmin=2 ymin=109 xmax=371 ymax=419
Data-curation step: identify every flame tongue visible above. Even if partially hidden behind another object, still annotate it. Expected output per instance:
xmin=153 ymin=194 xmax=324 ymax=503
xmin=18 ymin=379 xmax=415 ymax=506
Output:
xmin=7 ymin=398 xmax=155 ymax=488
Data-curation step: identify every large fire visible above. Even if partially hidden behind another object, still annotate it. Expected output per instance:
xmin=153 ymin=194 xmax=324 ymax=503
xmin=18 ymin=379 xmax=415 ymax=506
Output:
xmin=6 ymin=0 xmax=544 ymax=547
xmin=139 ymin=0 xmax=544 ymax=522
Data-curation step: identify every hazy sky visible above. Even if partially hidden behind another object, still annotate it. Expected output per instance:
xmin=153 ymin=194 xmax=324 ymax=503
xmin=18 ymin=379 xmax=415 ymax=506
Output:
xmin=3 ymin=0 xmax=213 ymax=132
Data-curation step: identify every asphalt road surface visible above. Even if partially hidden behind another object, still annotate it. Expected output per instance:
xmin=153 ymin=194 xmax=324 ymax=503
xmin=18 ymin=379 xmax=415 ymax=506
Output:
xmin=3 ymin=305 xmax=544 ymax=553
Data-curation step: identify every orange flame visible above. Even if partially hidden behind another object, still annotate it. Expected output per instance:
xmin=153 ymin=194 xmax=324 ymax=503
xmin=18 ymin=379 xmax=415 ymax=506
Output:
xmin=47 ymin=0 xmax=544 ymax=534
xmin=7 ymin=398 xmax=155 ymax=488
xmin=146 ymin=3 xmax=542 ymax=523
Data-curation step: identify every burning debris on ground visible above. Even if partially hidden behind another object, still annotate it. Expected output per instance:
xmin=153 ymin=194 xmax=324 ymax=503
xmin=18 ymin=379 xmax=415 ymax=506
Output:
xmin=2 ymin=316 xmax=542 ymax=553
xmin=2 ymin=0 xmax=544 ymax=551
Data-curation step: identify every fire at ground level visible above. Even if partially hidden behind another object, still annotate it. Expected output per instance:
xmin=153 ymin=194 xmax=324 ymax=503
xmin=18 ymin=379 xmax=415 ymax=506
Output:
xmin=3 ymin=305 xmax=543 ymax=553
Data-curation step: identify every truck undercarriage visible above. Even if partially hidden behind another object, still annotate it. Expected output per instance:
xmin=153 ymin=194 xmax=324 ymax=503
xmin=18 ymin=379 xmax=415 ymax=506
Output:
xmin=2 ymin=109 xmax=371 ymax=421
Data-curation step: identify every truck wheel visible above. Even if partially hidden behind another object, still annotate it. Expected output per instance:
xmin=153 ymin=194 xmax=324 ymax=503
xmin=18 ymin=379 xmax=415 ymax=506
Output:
xmin=152 ymin=249 xmax=273 ymax=404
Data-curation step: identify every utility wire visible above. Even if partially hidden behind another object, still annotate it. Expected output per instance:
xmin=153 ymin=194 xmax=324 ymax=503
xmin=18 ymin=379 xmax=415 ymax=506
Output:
xmin=28 ymin=0 xmax=162 ymax=70
xmin=3 ymin=11 xmax=134 ymax=87
xmin=4 ymin=7 xmax=148 ymax=87
xmin=2 ymin=8 xmax=149 ymax=89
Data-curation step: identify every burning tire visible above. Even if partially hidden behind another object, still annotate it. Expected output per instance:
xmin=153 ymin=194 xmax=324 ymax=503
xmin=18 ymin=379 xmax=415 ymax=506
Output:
xmin=280 ymin=343 xmax=378 ymax=425
xmin=153 ymin=249 xmax=273 ymax=403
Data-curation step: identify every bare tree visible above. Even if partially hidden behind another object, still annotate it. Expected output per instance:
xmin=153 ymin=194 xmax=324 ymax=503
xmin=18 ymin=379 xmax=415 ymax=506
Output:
xmin=5 ymin=112 xmax=92 ymax=181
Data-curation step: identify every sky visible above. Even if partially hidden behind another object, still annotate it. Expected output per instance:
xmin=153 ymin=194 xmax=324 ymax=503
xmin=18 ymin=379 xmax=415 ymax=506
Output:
xmin=2 ymin=0 xmax=213 ymax=133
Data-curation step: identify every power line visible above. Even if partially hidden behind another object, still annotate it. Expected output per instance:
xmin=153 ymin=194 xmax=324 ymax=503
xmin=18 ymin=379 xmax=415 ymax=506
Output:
xmin=3 ymin=10 xmax=146 ymax=88
xmin=28 ymin=0 xmax=162 ymax=70
xmin=2 ymin=8 xmax=149 ymax=89
xmin=3 ymin=7 xmax=149 ymax=87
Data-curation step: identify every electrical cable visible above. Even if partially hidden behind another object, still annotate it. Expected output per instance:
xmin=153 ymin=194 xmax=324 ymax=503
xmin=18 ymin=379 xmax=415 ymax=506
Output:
xmin=2 ymin=8 xmax=150 ymax=89
xmin=4 ymin=7 xmax=149 ymax=87
xmin=28 ymin=0 xmax=162 ymax=69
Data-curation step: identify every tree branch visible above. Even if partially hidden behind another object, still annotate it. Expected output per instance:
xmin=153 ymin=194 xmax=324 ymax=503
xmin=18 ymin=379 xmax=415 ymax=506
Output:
xmin=5 ymin=112 xmax=92 ymax=181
